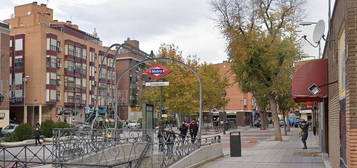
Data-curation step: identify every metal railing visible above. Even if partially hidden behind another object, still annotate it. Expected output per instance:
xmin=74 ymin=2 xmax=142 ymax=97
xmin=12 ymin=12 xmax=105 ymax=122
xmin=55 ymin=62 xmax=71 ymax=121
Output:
xmin=0 ymin=128 xmax=221 ymax=168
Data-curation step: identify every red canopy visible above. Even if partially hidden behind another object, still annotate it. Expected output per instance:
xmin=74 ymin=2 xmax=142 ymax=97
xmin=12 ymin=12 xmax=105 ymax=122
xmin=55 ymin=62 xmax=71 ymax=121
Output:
xmin=292 ymin=59 xmax=328 ymax=102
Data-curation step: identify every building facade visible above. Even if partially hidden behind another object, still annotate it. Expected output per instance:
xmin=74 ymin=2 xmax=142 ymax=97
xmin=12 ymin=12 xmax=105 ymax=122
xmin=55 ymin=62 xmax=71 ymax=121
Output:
xmin=0 ymin=22 xmax=10 ymax=128
xmin=116 ymin=38 xmax=150 ymax=121
xmin=5 ymin=2 xmax=116 ymax=125
xmin=214 ymin=62 xmax=254 ymax=126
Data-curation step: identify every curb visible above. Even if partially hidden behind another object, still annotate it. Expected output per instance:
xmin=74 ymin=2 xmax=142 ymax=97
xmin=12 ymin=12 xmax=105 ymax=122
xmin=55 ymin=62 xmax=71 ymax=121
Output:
xmin=0 ymin=138 xmax=52 ymax=147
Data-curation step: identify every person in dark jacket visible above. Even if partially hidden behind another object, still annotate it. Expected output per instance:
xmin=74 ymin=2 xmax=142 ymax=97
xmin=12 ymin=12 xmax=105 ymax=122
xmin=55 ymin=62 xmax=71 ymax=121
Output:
xmin=34 ymin=123 xmax=41 ymax=145
xmin=166 ymin=129 xmax=176 ymax=155
xmin=189 ymin=119 xmax=199 ymax=143
xmin=300 ymin=120 xmax=309 ymax=149
xmin=157 ymin=125 xmax=165 ymax=152
xmin=179 ymin=122 xmax=188 ymax=141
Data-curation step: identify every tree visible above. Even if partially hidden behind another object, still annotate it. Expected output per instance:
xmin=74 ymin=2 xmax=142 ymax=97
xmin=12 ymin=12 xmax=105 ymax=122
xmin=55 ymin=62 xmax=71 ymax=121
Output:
xmin=141 ymin=44 xmax=229 ymax=123
xmin=212 ymin=0 xmax=303 ymax=141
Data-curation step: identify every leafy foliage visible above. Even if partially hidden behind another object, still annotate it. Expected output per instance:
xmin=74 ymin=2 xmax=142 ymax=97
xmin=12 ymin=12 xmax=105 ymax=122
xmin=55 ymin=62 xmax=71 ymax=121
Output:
xmin=141 ymin=44 xmax=229 ymax=117
xmin=40 ymin=120 xmax=56 ymax=138
xmin=212 ymin=0 xmax=304 ymax=140
xmin=13 ymin=124 xmax=34 ymax=141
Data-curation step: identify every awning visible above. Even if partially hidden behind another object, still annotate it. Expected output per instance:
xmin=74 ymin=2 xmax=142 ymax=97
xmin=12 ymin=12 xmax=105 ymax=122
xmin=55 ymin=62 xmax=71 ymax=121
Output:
xmin=292 ymin=59 xmax=328 ymax=102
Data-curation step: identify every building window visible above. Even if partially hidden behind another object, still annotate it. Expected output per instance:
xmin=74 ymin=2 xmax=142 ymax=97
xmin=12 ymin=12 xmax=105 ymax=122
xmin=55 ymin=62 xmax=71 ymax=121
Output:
xmin=14 ymin=56 xmax=23 ymax=68
xmin=14 ymin=89 xmax=22 ymax=98
xmin=75 ymin=93 xmax=82 ymax=104
xmin=90 ymin=66 xmax=95 ymax=77
xmin=46 ymin=89 xmax=57 ymax=102
xmin=14 ymin=73 xmax=23 ymax=85
xmin=75 ymin=78 xmax=81 ymax=88
xmin=46 ymin=72 xmax=57 ymax=85
xmin=338 ymin=29 xmax=347 ymax=100
xmin=15 ymin=39 xmax=23 ymax=51
xmin=89 ymin=51 xmax=95 ymax=62
xmin=47 ymin=55 xmax=57 ymax=68
xmin=82 ymin=94 xmax=86 ymax=104
xmin=82 ymin=64 xmax=87 ymax=75
xmin=65 ymin=44 xmax=74 ymax=56
xmin=83 ymin=49 xmax=87 ymax=59
xmin=65 ymin=76 xmax=74 ymax=88
xmin=65 ymin=92 xmax=74 ymax=103
xmin=65 ymin=60 xmax=74 ymax=72
xmin=82 ymin=78 xmax=87 ymax=88
xmin=9 ymin=40 xmax=12 ymax=48
xmin=99 ymin=69 xmax=107 ymax=79
xmin=46 ymin=38 xmax=60 ymax=52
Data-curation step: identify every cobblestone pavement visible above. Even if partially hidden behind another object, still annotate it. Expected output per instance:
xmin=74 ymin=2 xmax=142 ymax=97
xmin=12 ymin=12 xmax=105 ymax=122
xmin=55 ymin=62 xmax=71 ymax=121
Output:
xmin=199 ymin=127 xmax=325 ymax=168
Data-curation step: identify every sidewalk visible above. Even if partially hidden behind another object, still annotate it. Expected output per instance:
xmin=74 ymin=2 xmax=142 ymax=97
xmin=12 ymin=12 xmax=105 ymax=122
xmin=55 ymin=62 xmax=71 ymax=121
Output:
xmin=199 ymin=128 xmax=325 ymax=168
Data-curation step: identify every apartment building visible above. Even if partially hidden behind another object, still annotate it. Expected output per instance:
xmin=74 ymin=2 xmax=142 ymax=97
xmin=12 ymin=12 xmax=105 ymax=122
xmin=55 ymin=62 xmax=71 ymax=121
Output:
xmin=214 ymin=62 xmax=254 ymax=126
xmin=116 ymin=38 xmax=150 ymax=121
xmin=0 ymin=22 xmax=10 ymax=128
xmin=5 ymin=2 xmax=116 ymax=125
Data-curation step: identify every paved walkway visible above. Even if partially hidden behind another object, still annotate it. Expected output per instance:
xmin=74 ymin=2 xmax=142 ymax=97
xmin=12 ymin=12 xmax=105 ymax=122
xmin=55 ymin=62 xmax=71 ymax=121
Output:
xmin=199 ymin=127 xmax=325 ymax=168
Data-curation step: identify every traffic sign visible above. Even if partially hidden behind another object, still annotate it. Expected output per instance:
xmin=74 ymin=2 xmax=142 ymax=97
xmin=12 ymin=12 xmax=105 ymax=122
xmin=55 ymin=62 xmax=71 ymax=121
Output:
xmin=145 ymin=64 xmax=170 ymax=80
xmin=145 ymin=82 xmax=169 ymax=87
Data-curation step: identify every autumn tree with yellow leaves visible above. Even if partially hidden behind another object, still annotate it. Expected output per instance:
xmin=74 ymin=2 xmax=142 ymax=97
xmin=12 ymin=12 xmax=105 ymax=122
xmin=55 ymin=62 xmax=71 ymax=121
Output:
xmin=141 ymin=44 xmax=229 ymax=124
xmin=212 ymin=0 xmax=304 ymax=141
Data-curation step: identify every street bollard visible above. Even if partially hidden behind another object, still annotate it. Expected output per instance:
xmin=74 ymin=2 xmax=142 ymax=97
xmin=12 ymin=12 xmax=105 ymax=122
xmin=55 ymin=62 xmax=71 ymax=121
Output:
xmin=230 ymin=131 xmax=241 ymax=157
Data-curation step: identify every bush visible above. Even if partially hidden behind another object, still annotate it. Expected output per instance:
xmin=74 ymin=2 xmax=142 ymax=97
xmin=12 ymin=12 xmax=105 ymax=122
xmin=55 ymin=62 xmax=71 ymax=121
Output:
xmin=40 ymin=120 xmax=55 ymax=138
xmin=54 ymin=122 xmax=72 ymax=129
xmin=13 ymin=123 xmax=34 ymax=141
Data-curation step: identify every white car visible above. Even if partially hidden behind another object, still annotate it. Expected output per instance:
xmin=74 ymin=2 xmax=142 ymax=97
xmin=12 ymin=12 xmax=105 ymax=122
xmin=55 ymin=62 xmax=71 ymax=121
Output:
xmin=128 ymin=120 xmax=140 ymax=128
xmin=1 ymin=124 xmax=19 ymax=135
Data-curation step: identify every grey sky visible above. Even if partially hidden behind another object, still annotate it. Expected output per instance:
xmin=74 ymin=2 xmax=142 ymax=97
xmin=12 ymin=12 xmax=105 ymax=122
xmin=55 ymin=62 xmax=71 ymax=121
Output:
xmin=1 ymin=0 xmax=334 ymax=63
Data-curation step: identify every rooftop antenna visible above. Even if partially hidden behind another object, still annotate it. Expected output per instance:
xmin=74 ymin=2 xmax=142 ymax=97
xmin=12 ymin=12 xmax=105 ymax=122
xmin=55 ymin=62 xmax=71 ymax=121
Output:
xmin=312 ymin=20 xmax=325 ymax=43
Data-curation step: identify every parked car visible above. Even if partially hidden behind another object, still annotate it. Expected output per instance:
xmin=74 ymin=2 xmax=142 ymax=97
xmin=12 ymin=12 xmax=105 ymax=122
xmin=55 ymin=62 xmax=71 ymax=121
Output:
xmin=75 ymin=123 xmax=91 ymax=131
xmin=128 ymin=120 xmax=140 ymax=128
xmin=1 ymin=124 xmax=19 ymax=135
xmin=253 ymin=119 xmax=261 ymax=127
xmin=294 ymin=118 xmax=302 ymax=127
xmin=279 ymin=119 xmax=286 ymax=127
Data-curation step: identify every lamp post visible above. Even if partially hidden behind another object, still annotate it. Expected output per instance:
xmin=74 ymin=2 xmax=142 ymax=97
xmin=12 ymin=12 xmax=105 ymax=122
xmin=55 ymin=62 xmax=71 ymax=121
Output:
xmin=23 ymin=76 xmax=30 ymax=124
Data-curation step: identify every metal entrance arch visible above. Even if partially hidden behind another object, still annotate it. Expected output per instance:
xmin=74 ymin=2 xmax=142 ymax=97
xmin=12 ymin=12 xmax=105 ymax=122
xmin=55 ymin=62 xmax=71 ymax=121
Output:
xmin=116 ymin=57 xmax=203 ymax=139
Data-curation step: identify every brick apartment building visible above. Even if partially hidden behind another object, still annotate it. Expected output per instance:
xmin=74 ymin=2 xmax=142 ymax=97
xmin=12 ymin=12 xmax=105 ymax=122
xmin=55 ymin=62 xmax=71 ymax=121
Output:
xmin=325 ymin=0 xmax=357 ymax=167
xmin=116 ymin=38 xmax=151 ymax=121
xmin=4 ymin=2 xmax=117 ymax=125
xmin=292 ymin=0 xmax=357 ymax=167
xmin=214 ymin=62 xmax=254 ymax=126
xmin=0 ymin=22 xmax=10 ymax=128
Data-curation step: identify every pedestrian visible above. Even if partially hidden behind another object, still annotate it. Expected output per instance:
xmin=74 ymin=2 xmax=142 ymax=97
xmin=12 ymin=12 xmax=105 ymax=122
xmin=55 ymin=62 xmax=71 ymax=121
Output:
xmin=34 ymin=122 xmax=41 ymax=145
xmin=179 ymin=122 xmax=188 ymax=142
xmin=300 ymin=120 xmax=309 ymax=149
xmin=166 ymin=129 xmax=176 ymax=155
xmin=189 ymin=119 xmax=199 ymax=143
xmin=158 ymin=125 xmax=165 ymax=152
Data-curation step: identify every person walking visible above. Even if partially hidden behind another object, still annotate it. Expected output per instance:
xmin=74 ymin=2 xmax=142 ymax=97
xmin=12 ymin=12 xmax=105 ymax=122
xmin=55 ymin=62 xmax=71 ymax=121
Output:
xmin=158 ymin=125 xmax=165 ymax=152
xmin=166 ymin=129 xmax=176 ymax=156
xmin=189 ymin=119 xmax=199 ymax=143
xmin=179 ymin=122 xmax=188 ymax=142
xmin=34 ymin=122 xmax=41 ymax=145
xmin=300 ymin=120 xmax=309 ymax=149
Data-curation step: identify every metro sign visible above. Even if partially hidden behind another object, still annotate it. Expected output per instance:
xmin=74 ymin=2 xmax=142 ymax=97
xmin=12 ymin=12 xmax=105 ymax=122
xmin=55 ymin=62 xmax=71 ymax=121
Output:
xmin=145 ymin=64 xmax=171 ymax=80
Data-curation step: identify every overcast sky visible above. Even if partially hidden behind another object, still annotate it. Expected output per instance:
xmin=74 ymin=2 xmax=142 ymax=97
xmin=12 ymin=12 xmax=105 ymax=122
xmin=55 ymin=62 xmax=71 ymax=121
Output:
xmin=1 ymin=0 xmax=335 ymax=63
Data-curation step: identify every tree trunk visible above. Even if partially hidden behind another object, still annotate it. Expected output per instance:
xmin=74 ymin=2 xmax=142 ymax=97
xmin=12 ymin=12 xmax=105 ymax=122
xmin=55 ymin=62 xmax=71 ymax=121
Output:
xmin=282 ymin=111 xmax=287 ymax=136
xmin=257 ymin=103 xmax=267 ymax=130
xmin=269 ymin=97 xmax=283 ymax=141
xmin=285 ymin=111 xmax=291 ymax=132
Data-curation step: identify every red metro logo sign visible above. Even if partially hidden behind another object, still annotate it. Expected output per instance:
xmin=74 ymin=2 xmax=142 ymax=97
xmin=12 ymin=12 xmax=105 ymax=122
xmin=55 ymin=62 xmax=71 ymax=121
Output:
xmin=145 ymin=64 xmax=171 ymax=80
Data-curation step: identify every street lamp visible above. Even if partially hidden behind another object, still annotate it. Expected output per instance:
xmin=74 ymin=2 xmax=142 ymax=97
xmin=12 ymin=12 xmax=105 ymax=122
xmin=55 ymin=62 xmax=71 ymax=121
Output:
xmin=23 ymin=76 xmax=30 ymax=124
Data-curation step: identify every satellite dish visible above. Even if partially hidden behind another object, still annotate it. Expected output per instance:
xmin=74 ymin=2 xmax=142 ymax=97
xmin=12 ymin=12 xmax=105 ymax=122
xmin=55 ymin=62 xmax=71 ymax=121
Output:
xmin=313 ymin=20 xmax=325 ymax=43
